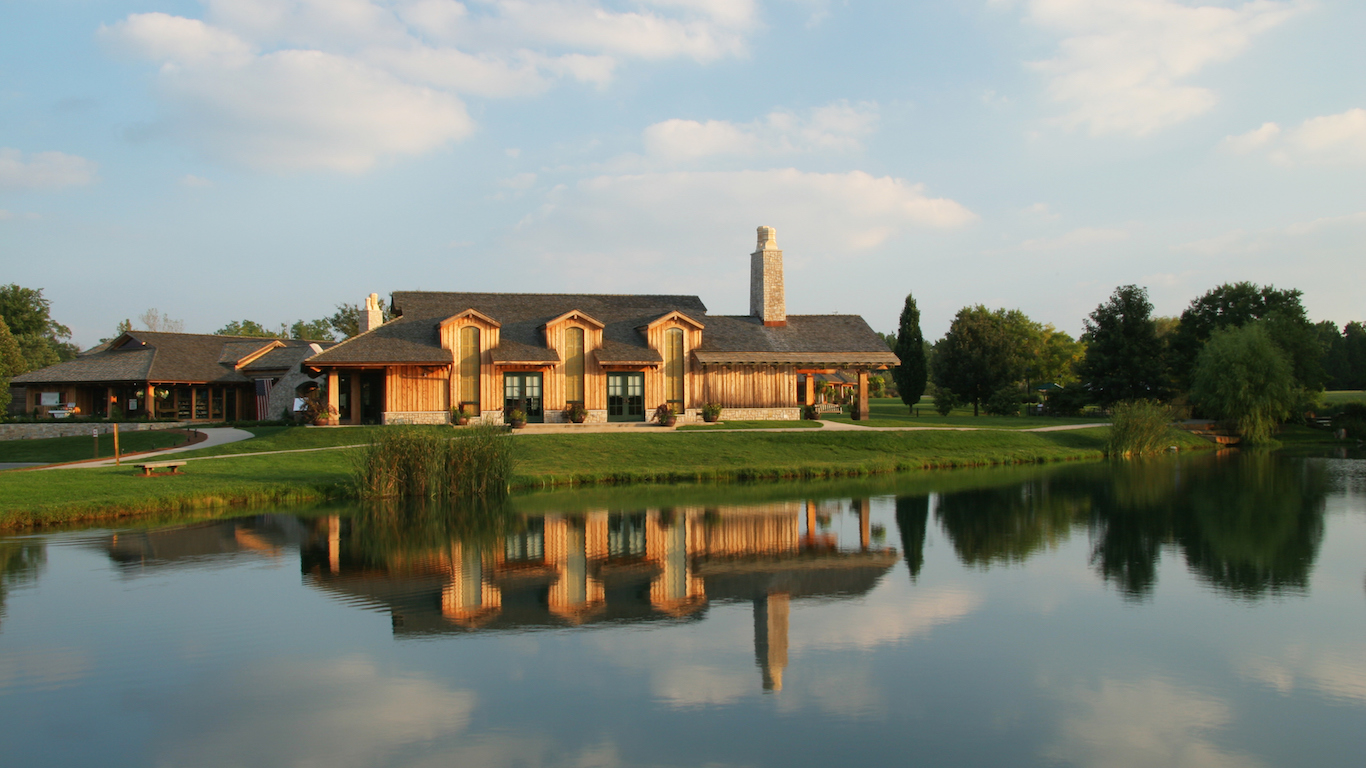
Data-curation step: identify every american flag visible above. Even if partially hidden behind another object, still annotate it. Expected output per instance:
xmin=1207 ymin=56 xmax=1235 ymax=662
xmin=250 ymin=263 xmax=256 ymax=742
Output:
xmin=255 ymin=378 xmax=273 ymax=420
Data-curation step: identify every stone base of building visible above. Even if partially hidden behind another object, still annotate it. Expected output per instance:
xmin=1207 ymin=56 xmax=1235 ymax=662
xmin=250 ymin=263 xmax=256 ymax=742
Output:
xmin=716 ymin=407 xmax=801 ymax=421
xmin=382 ymin=411 xmax=450 ymax=425
xmin=542 ymin=409 xmax=609 ymax=424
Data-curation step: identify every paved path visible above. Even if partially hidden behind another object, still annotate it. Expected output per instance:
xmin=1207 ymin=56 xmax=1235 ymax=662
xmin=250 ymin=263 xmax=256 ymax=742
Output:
xmin=37 ymin=428 xmax=256 ymax=470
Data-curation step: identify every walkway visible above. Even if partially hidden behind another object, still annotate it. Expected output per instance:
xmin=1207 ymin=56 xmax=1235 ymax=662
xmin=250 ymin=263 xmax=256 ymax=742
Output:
xmin=36 ymin=428 xmax=256 ymax=470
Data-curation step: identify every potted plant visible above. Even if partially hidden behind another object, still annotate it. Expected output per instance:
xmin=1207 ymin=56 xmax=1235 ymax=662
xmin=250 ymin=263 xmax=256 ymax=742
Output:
xmin=565 ymin=402 xmax=588 ymax=424
xmin=803 ymin=404 xmax=820 ymax=420
xmin=653 ymin=404 xmax=676 ymax=427
xmin=452 ymin=404 xmax=472 ymax=426
xmin=507 ymin=408 xmax=527 ymax=429
xmin=302 ymin=389 xmax=338 ymax=425
xmin=701 ymin=402 xmax=723 ymax=423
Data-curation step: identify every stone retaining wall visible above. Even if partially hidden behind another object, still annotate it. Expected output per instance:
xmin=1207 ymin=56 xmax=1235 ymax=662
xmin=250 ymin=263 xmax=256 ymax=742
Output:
xmin=717 ymin=407 xmax=802 ymax=421
xmin=382 ymin=411 xmax=450 ymax=425
xmin=0 ymin=421 xmax=195 ymax=441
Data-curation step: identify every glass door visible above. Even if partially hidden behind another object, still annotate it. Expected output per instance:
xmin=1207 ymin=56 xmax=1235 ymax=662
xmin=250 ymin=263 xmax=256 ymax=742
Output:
xmin=606 ymin=373 xmax=645 ymax=422
xmin=503 ymin=373 xmax=544 ymax=423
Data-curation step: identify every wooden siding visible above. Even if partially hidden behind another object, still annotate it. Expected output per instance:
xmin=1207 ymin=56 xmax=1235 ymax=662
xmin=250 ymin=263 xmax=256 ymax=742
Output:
xmin=439 ymin=318 xmax=500 ymax=412
xmin=698 ymin=364 xmax=798 ymax=408
xmin=385 ymin=365 xmax=450 ymax=413
xmin=644 ymin=319 xmax=702 ymax=410
xmin=542 ymin=319 xmax=605 ymax=411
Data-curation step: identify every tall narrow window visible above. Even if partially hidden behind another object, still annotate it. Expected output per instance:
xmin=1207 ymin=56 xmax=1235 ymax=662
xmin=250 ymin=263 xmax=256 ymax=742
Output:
xmin=664 ymin=328 xmax=684 ymax=415
xmin=459 ymin=326 xmax=481 ymax=411
xmin=565 ymin=327 xmax=585 ymax=404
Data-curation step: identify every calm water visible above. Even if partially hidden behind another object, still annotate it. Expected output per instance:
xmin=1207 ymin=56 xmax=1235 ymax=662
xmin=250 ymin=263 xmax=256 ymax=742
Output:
xmin=2 ymin=452 xmax=1364 ymax=767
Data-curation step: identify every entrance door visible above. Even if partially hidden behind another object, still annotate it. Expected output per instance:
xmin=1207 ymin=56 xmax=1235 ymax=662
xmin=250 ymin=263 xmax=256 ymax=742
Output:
xmin=607 ymin=373 xmax=645 ymax=422
xmin=503 ymin=373 xmax=544 ymax=423
xmin=359 ymin=372 xmax=385 ymax=424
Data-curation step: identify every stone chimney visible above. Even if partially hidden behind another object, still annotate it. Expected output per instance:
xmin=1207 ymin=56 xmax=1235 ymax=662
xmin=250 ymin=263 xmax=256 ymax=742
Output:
xmin=360 ymin=293 xmax=384 ymax=334
xmin=749 ymin=226 xmax=786 ymax=327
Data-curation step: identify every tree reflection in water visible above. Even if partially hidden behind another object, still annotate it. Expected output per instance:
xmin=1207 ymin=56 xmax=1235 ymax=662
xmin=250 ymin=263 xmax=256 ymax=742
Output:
xmin=0 ymin=539 xmax=45 ymax=629
xmin=893 ymin=452 xmax=1329 ymax=602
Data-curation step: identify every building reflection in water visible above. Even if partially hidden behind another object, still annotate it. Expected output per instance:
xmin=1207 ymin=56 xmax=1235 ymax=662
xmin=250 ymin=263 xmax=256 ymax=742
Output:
xmin=300 ymin=500 xmax=898 ymax=692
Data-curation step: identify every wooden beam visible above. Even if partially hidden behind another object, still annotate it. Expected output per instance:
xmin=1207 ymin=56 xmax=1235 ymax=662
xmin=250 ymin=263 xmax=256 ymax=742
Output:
xmin=855 ymin=369 xmax=869 ymax=421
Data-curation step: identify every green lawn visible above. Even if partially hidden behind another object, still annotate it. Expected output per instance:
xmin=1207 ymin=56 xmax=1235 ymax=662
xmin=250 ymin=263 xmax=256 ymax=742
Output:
xmin=676 ymin=420 xmax=822 ymax=431
xmin=0 ymin=430 xmax=191 ymax=463
xmin=1321 ymin=391 xmax=1366 ymax=406
xmin=0 ymin=422 xmax=1215 ymax=529
xmin=824 ymin=397 xmax=1103 ymax=430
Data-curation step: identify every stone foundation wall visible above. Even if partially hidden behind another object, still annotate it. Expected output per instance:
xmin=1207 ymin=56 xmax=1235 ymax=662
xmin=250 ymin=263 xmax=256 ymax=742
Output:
xmin=542 ymin=409 xmax=609 ymax=424
xmin=717 ymin=407 xmax=801 ymax=421
xmin=0 ymin=421 xmax=196 ymax=441
xmin=382 ymin=411 xmax=450 ymax=425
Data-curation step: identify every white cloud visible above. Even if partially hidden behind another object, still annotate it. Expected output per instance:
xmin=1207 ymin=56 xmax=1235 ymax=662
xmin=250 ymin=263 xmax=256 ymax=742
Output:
xmin=0 ymin=148 xmax=99 ymax=191
xmin=788 ymin=588 xmax=982 ymax=652
xmin=1045 ymin=678 xmax=1262 ymax=768
xmin=643 ymin=101 xmax=879 ymax=161
xmin=179 ymin=174 xmax=214 ymax=188
xmin=1024 ymin=0 xmax=1304 ymax=136
xmin=151 ymin=656 xmax=477 ymax=768
xmin=499 ymin=172 xmax=538 ymax=189
xmin=1021 ymin=226 xmax=1128 ymax=251
xmin=101 ymin=1 xmax=761 ymax=171
xmin=1175 ymin=210 xmax=1366 ymax=255
xmin=1222 ymin=108 xmax=1366 ymax=165
xmin=1240 ymin=645 xmax=1366 ymax=704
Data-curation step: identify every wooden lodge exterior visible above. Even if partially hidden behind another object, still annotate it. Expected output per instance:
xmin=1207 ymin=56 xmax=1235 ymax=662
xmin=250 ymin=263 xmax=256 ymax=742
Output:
xmin=307 ymin=227 xmax=899 ymax=424
xmin=11 ymin=332 xmax=329 ymax=422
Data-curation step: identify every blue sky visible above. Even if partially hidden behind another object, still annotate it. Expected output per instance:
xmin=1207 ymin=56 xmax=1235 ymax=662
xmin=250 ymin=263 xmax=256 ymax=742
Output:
xmin=2 ymin=0 xmax=1363 ymax=348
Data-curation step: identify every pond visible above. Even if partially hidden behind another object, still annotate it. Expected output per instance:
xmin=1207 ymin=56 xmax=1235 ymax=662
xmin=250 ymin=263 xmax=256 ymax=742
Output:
xmin=1 ymin=451 xmax=1364 ymax=767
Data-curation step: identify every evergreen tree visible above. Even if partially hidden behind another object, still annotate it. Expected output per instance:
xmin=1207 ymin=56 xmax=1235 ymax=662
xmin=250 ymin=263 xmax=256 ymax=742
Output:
xmin=893 ymin=292 xmax=927 ymax=409
xmin=1078 ymin=285 xmax=1167 ymax=406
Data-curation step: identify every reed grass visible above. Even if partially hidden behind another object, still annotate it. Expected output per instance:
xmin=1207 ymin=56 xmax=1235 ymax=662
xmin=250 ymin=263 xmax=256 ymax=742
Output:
xmin=1106 ymin=400 xmax=1176 ymax=458
xmin=349 ymin=426 xmax=515 ymax=501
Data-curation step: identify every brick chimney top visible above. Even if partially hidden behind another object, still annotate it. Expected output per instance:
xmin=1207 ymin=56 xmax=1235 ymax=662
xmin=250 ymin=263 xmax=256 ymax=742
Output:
xmin=750 ymin=226 xmax=786 ymax=327
xmin=360 ymin=293 xmax=384 ymax=334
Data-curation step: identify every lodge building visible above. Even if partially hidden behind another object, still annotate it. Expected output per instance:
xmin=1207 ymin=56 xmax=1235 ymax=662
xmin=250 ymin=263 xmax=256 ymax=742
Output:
xmin=307 ymin=227 xmax=898 ymax=424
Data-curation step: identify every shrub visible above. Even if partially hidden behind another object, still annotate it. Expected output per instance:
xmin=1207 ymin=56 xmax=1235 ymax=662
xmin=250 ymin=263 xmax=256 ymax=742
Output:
xmin=802 ymin=404 xmax=819 ymax=420
xmin=350 ymin=425 xmax=514 ymax=501
xmin=933 ymin=390 xmax=960 ymax=416
xmin=1333 ymin=402 xmax=1366 ymax=439
xmin=1046 ymin=385 xmax=1090 ymax=417
xmin=984 ymin=387 xmax=1021 ymax=416
xmin=1106 ymin=399 xmax=1175 ymax=457
xmin=1190 ymin=323 xmax=1296 ymax=443
xmin=701 ymin=402 xmax=723 ymax=422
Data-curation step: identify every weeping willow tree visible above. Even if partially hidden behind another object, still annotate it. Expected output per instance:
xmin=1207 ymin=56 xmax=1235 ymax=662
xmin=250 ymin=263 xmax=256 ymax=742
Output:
xmin=1189 ymin=324 xmax=1297 ymax=444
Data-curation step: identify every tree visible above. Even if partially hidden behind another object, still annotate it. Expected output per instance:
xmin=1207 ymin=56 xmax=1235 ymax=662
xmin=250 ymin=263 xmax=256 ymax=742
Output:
xmin=327 ymin=301 xmax=392 ymax=339
xmin=1317 ymin=320 xmax=1366 ymax=390
xmin=1078 ymin=285 xmax=1167 ymax=406
xmin=1169 ymin=282 xmax=1322 ymax=392
xmin=933 ymin=306 xmax=1032 ymax=416
xmin=1028 ymin=325 xmax=1085 ymax=388
xmin=215 ymin=320 xmax=286 ymax=338
xmin=0 ymin=284 xmax=77 ymax=370
xmin=138 ymin=308 xmax=185 ymax=333
xmin=893 ymin=293 xmax=927 ymax=409
xmin=0 ymin=317 xmax=25 ymax=414
xmin=290 ymin=319 xmax=335 ymax=342
xmin=1190 ymin=324 xmax=1297 ymax=443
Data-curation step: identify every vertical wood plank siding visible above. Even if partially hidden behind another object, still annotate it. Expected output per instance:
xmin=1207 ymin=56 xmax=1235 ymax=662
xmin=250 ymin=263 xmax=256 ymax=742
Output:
xmin=543 ymin=320 xmax=604 ymax=411
xmin=645 ymin=321 xmax=701 ymax=410
xmin=698 ymin=364 xmax=798 ymax=408
xmin=385 ymin=365 xmax=450 ymax=412
xmin=440 ymin=319 xmax=501 ymax=412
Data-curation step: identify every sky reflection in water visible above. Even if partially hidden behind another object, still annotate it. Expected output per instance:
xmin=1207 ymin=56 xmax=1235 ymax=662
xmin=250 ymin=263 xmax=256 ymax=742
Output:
xmin=1 ymin=452 xmax=1364 ymax=768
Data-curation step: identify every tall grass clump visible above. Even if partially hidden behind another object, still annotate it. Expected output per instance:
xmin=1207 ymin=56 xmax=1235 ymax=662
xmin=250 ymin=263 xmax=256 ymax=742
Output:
xmin=1106 ymin=400 xmax=1175 ymax=458
xmin=350 ymin=426 xmax=514 ymax=501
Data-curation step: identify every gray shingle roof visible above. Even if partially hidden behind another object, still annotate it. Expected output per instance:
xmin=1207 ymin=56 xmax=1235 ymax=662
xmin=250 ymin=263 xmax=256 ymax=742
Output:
xmin=305 ymin=291 xmax=897 ymax=368
xmin=12 ymin=332 xmax=329 ymax=385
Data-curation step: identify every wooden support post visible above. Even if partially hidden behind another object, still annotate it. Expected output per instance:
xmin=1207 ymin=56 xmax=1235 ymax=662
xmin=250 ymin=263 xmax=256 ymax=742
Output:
xmin=804 ymin=374 xmax=815 ymax=406
xmin=805 ymin=500 xmax=817 ymax=544
xmin=857 ymin=498 xmax=871 ymax=551
xmin=350 ymin=372 xmax=362 ymax=425
xmin=856 ymin=369 xmax=869 ymax=421
xmin=327 ymin=370 xmax=340 ymax=425
xmin=113 ymin=423 xmax=121 ymax=466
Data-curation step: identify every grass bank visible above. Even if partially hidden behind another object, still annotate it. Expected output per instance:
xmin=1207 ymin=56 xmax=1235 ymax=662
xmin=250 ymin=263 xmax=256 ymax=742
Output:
xmin=0 ymin=430 xmax=191 ymax=463
xmin=825 ymin=397 xmax=1102 ymax=430
xmin=676 ymin=420 xmax=822 ymax=431
xmin=0 ymin=423 xmax=1212 ymax=529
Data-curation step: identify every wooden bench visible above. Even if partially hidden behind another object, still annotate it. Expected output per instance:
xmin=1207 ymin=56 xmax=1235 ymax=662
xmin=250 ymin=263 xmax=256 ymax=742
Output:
xmin=134 ymin=461 xmax=186 ymax=477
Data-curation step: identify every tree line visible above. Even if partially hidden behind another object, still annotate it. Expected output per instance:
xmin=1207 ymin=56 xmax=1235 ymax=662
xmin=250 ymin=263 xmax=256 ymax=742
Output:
xmin=884 ymin=282 xmax=1362 ymax=442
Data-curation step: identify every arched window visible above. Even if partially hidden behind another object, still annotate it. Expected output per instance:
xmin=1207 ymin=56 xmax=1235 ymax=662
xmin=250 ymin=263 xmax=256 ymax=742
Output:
xmin=459 ymin=326 xmax=480 ymax=412
xmin=565 ymin=327 xmax=585 ymax=404
xmin=664 ymin=328 xmax=684 ymax=415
